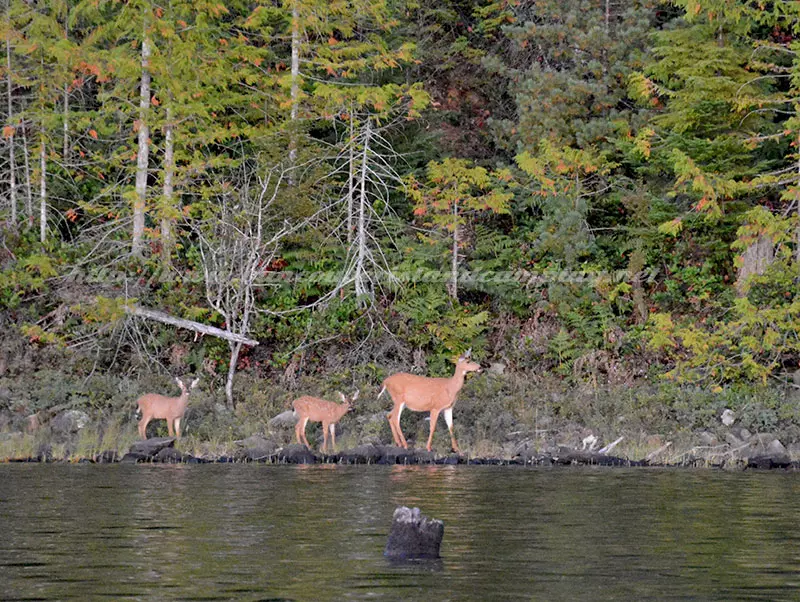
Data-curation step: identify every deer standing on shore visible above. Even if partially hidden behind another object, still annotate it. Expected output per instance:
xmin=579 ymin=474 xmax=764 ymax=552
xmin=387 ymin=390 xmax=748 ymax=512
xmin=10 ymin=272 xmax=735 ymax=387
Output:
xmin=380 ymin=349 xmax=481 ymax=452
xmin=136 ymin=377 xmax=200 ymax=439
xmin=293 ymin=390 xmax=358 ymax=452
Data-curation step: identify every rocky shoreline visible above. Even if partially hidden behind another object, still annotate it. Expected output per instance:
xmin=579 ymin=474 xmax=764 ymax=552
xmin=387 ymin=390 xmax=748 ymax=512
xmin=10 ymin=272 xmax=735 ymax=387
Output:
xmin=5 ymin=434 xmax=798 ymax=471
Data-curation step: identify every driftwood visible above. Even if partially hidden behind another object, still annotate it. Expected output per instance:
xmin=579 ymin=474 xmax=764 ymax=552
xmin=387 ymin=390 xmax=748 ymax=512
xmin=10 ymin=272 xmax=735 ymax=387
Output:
xmin=645 ymin=441 xmax=672 ymax=462
xmin=598 ymin=436 xmax=624 ymax=455
xmin=126 ymin=305 xmax=259 ymax=346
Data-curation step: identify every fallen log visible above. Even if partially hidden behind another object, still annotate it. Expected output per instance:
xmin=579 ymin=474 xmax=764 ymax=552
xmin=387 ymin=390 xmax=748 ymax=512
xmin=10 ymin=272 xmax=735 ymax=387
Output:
xmin=126 ymin=305 xmax=259 ymax=346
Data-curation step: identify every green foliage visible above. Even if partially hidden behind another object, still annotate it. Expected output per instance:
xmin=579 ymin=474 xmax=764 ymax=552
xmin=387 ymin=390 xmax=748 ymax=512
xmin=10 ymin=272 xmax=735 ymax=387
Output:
xmin=4 ymin=0 xmax=800 ymax=409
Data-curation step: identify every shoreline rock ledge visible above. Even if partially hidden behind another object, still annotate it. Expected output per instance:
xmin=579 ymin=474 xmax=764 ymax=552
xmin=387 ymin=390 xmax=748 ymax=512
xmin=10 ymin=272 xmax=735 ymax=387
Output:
xmin=384 ymin=506 xmax=444 ymax=560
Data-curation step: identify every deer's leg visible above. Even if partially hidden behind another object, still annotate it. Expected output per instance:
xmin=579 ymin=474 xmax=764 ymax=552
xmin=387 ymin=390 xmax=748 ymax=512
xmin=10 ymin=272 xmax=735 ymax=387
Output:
xmin=300 ymin=417 xmax=311 ymax=448
xmin=294 ymin=416 xmax=304 ymax=446
xmin=321 ymin=421 xmax=330 ymax=453
xmin=426 ymin=408 xmax=440 ymax=452
xmin=138 ymin=416 xmax=149 ymax=439
xmin=443 ymin=407 xmax=459 ymax=453
xmin=166 ymin=419 xmax=175 ymax=437
xmin=329 ymin=423 xmax=336 ymax=451
xmin=174 ymin=417 xmax=182 ymax=438
xmin=388 ymin=403 xmax=406 ymax=448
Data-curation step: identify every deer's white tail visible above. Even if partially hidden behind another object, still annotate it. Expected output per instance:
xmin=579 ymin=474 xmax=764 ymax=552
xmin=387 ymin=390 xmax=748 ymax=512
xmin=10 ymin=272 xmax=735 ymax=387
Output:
xmin=377 ymin=386 xmax=386 ymax=399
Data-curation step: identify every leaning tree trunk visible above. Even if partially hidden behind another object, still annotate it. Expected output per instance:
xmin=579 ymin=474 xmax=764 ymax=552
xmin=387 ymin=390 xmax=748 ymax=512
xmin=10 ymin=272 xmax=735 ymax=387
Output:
xmin=133 ymin=30 xmax=151 ymax=256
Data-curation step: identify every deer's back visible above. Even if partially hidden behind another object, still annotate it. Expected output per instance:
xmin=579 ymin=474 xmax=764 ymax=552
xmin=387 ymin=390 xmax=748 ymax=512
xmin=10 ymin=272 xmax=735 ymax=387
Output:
xmin=137 ymin=393 xmax=184 ymax=417
xmin=383 ymin=373 xmax=449 ymax=406
xmin=292 ymin=396 xmax=343 ymax=421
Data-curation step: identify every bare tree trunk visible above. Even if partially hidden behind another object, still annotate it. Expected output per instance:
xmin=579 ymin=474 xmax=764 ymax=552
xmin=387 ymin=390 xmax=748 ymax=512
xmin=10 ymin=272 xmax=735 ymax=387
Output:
xmin=225 ymin=341 xmax=242 ymax=409
xmin=448 ymin=197 xmax=459 ymax=299
xmin=5 ymin=24 xmax=16 ymax=226
xmin=62 ymin=83 xmax=69 ymax=164
xmin=62 ymin=8 xmax=70 ymax=165
xmin=288 ymin=0 xmax=300 ymax=172
xmin=796 ymin=134 xmax=800 ymax=266
xmin=21 ymin=121 xmax=32 ymax=223
xmin=605 ymin=0 xmax=610 ymax=32
xmin=133 ymin=29 xmax=151 ymax=256
xmin=346 ymin=109 xmax=355 ymax=243
xmin=354 ymin=118 xmax=371 ymax=302
xmin=39 ymin=134 xmax=46 ymax=243
xmin=161 ymin=106 xmax=174 ymax=267
xmin=737 ymin=235 xmax=775 ymax=293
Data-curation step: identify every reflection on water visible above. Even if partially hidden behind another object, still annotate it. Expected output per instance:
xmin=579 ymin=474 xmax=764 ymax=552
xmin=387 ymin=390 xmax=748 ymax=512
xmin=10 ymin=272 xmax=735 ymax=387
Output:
xmin=2 ymin=464 xmax=800 ymax=600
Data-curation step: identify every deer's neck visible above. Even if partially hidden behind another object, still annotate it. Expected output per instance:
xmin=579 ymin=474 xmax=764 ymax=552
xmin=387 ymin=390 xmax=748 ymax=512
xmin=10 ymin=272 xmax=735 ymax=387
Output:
xmin=176 ymin=393 xmax=190 ymax=410
xmin=446 ymin=367 xmax=468 ymax=398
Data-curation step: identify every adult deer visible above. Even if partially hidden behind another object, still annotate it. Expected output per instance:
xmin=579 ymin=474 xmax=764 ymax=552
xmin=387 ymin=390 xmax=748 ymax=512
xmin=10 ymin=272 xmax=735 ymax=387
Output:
xmin=136 ymin=377 xmax=200 ymax=439
xmin=380 ymin=349 xmax=481 ymax=453
xmin=292 ymin=390 xmax=358 ymax=453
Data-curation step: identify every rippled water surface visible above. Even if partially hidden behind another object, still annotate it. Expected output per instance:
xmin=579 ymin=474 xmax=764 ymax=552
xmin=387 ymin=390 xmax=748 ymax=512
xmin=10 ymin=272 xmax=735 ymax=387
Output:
xmin=2 ymin=464 xmax=800 ymax=600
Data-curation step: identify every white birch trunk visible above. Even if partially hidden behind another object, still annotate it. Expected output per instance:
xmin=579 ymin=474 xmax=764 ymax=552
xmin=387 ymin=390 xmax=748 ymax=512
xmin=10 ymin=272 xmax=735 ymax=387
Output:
xmin=62 ymin=83 xmax=69 ymax=164
xmin=347 ymin=111 xmax=355 ymax=243
xmin=289 ymin=1 xmax=300 ymax=169
xmin=5 ymin=25 xmax=16 ymax=225
xmin=354 ymin=119 xmax=371 ymax=301
xmin=39 ymin=135 xmax=46 ymax=242
xmin=449 ymin=197 xmax=459 ymax=299
xmin=22 ymin=122 xmax=32 ymax=222
xmin=161 ymin=106 xmax=174 ymax=267
xmin=133 ymin=32 xmax=151 ymax=256
xmin=797 ymin=135 xmax=800 ymax=266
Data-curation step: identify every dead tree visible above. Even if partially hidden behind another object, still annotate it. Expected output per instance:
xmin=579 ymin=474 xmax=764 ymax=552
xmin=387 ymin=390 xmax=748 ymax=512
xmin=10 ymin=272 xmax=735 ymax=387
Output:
xmin=194 ymin=166 xmax=290 ymax=408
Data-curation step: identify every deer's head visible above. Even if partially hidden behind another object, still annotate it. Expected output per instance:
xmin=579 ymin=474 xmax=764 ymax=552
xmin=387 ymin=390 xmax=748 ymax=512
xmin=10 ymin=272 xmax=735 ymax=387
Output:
xmin=337 ymin=389 xmax=359 ymax=413
xmin=175 ymin=377 xmax=201 ymax=396
xmin=457 ymin=348 xmax=482 ymax=375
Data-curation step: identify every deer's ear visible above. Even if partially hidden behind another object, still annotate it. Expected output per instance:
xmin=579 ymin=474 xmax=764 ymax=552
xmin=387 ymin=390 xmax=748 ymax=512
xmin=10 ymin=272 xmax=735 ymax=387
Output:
xmin=352 ymin=389 xmax=360 ymax=402
xmin=338 ymin=391 xmax=346 ymax=403
xmin=190 ymin=378 xmax=200 ymax=389
xmin=175 ymin=377 xmax=184 ymax=387
xmin=465 ymin=348 xmax=472 ymax=358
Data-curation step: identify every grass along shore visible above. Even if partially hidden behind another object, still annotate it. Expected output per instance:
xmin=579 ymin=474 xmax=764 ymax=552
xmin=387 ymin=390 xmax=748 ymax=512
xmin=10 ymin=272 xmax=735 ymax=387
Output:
xmin=2 ymin=368 xmax=800 ymax=465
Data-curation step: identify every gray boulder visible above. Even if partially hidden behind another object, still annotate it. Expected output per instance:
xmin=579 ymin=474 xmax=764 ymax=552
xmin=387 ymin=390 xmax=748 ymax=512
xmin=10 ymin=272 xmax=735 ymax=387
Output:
xmin=120 ymin=452 xmax=150 ymax=464
xmin=277 ymin=443 xmax=317 ymax=464
xmin=234 ymin=435 xmax=279 ymax=461
xmin=269 ymin=410 xmax=297 ymax=428
xmin=377 ymin=445 xmax=415 ymax=465
xmin=384 ymin=506 xmax=444 ymax=560
xmin=155 ymin=447 xmax=187 ymax=463
xmin=130 ymin=437 xmax=176 ymax=457
xmin=339 ymin=444 xmax=383 ymax=464
xmin=51 ymin=410 xmax=90 ymax=436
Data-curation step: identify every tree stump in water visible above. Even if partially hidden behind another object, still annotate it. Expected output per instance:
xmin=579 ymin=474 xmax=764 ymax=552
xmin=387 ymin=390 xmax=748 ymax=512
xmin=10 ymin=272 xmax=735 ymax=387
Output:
xmin=384 ymin=506 xmax=444 ymax=560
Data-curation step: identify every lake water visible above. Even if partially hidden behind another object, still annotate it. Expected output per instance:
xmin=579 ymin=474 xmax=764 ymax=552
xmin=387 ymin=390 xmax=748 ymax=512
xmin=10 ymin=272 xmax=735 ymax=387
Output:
xmin=2 ymin=464 xmax=800 ymax=600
